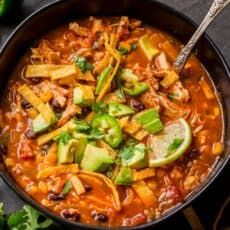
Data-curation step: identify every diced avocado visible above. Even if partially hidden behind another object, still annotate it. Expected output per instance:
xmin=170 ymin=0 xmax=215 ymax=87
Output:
xmin=72 ymin=133 xmax=88 ymax=163
xmin=115 ymin=167 xmax=133 ymax=185
xmin=123 ymin=82 xmax=149 ymax=96
xmin=95 ymin=65 xmax=113 ymax=95
xmin=134 ymin=109 xmax=159 ymax=125
xmin=58 ymin=139 xmax=78 ymax=164
xmin=134 ymin=109 xmax=163 ymax=134
xmin=73 ymin=85 xmax=95 ymax=106
xmin=32 ymin=104 xmax=57 ymax=133
xmin=108 ymin=103 xmax=134 ymax=117
xmin=139 ymin=35 xmax=160 ymax=61
xmin=143 ymin=118 xmax=163 ymax=134
xmin=81 ymin=144 xmax=114 ymax=172
xmin=121 ymin=143 xmax=148 ymax=169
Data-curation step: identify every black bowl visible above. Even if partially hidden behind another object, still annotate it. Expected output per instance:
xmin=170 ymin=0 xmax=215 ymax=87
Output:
xmin=0 ymin=0 xmax=229 ymax=229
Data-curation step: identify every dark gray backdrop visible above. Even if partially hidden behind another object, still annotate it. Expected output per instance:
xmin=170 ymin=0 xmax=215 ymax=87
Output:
xmin=0 ymin=0 xmax=229 ymax=220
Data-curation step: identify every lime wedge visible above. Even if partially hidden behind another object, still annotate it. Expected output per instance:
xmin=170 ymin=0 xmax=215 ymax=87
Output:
xmin=148 ymin=118 xmax=192 ymax=167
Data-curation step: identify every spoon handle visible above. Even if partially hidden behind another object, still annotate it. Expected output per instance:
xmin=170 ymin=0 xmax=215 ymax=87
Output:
xmin=173 ymin=0 xmax=230 ymax=72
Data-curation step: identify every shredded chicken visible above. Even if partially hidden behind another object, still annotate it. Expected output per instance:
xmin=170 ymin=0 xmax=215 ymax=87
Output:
xmin=158 ymin=94 xmax=190 ymax=119
xmin=69 ymin=22 xmax=90 ymax=37
xmin=33 ymin=80 xmax=68 ymax=108
xmin=57 ymin=100 xmax=81 ymax=127
xmin=170 ymin=81 xmax=190 ymax=102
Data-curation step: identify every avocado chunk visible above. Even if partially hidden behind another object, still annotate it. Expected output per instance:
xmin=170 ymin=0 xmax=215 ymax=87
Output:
xmin=134 ymin=109 xmax=163 ymax=134
xmin=58 ymin=139 xmax=78 ymax=164
xmin=108 ymin=103 xmax=134 ymax=117
xmin=73 ymin=85 xmax=95 ymax=106
xmin=121 ymin=143 xmax=148 ymax=169
xmin=143 ymin=119 xmax=163 ymax=134
xmin=32 ymin=104 xmax=57 ymax=133
xmin=134 ymin=109 xmax=159 ymax=125
xmin=81 ymin=144 xmax=114 ymax=172
xmin=115 ymin=167 xmax=133 ymax=185
xmin=72 ymin=133 xmax=88 ymax=163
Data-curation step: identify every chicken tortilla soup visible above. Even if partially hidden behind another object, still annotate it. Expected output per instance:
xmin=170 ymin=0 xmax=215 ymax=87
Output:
xmin=0 ymin=17 xmax=224 ymax=227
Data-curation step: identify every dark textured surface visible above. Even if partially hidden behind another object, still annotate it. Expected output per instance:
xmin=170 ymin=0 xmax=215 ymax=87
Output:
xmin=0 ymin=0 xmax=229 ymax=229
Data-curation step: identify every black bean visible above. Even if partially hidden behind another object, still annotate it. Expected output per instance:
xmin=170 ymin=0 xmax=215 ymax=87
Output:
xmin=61 ymin=209 xmax=80 ymax=222
xmin=25 ymin=129 xmax=37 ymax=139
xmin=84 ymin=184 xmax=92 ymax=192
xmin=30 ymin=77 xmax=42 ymax=84
xmin=50 ymin=99 xmax=64 ymax=113
xmin=0 ymin=144 xmax=7 ymax=156
xmin=92 ymin=211 xmax=108 ymax=222
xmin=189 ymin=148 xmax=200 ymax=159
xmin=129 ymin=99 xmax=145 ymax=112
xmin=48 ymin=193 xmax=65 ymax=201
xmin=21 ymin=100 xmax=32 ymax=109
xmin=40 ymin=144 xmax=49 ymax=155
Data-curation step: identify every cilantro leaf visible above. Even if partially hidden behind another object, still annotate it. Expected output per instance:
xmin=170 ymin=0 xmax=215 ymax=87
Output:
xmin=62 ymin=180 xmax=72 ymax=195
xmin=74 ymin=56 xmax=93 ymax=73
xmin=167 ymin=93 xmax=178 ymax=100
xmin=74 ymin=119 xmax=91 ymax=132
xmin=131 ymin=43 xmax=137 ymax=51
xmin=118 ymin=47 xmax=128 ymax=55
xmin=0 ymin=203 xmax=6 ymax=229
xmin=91 ymin=102 xmax=107 ymax=114
xmin=7 ymin=205 xmax=53 ymax=230
xmin=54 ymin=132 xmax=72 ymax=144
xmin=7 ymin=210 xmax=26 ymax=230
xmin=167 ymin=138 xmax=183 ymax=155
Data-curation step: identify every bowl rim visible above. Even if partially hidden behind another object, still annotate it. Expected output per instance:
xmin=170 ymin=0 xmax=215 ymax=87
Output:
xmin=0 ymin=0 xmax=229 ymax=229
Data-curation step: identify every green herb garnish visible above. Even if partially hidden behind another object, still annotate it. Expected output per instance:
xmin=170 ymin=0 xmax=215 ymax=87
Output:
xmin=167 ymin=138 xmax=183 ymax=155
xmin=74 ymin=56 xmax=93 ymax=73
xmin=167 ymin=93 xmax=178 ymax=100
xmin=62 ymin=180 xmax=72 ymax=195
xmin=74 ymin=119 xmax=91 ymax=132
xmin=131 ymin=43 xmax=137 ymax=51
xmin=91 ymin=102 xmax=107 ymax=114
xmin=118 ymin=47 xmax=128 ymax=55
xmin=54 ymin=132 xmax=72 ymax=144
xmin=0 ymin=203 xmax=53 ymax=230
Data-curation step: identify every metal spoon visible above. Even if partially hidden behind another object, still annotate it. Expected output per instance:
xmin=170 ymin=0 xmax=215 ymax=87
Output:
xmin=173 ymin=0 xmax=230 ymax=73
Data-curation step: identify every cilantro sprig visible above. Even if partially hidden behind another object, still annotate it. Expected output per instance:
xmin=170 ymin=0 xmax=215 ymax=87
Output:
xmin=74 ymin=56 xmax=93 ymax=73
xmin=0 ymin=203 xmax=53 ymax=230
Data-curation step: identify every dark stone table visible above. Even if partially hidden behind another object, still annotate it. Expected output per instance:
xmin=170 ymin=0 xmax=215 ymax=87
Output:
xmin=0 ymin=0 xmax=229 ymax=229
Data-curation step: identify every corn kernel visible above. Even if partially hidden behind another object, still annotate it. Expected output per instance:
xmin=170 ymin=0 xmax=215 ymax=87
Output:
xmin=212 ymin=142 xmax=224 ymax=155
xmin=5 ymin=158 xmax=14 ymax=167
xmin=38 ymin=181 xmax=48 ymax=194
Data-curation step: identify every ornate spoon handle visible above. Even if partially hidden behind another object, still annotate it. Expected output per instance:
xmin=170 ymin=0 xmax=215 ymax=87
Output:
xmin=173 ymin=0 xmax=230 ymax=72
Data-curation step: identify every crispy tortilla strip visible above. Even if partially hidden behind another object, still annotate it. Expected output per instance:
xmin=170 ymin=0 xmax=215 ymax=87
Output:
xmin=37 ymin=164 xmax=79 ymax=179
xmin=160 ymin=70 xmax=179 ymax=89
xmin=133 ymin=168 xmax=155 ymax=181
xmin=37 ymin=119 xmax=76 ymax=145
xmin=96 ymin=33 xmax=121 ymax=102
xmin=25 ymin=64 xmax=60 ymax=78
xmin=70 ymin=175 xmax=86 ymax=195
xmin=26 ymin=64 xmax=95 ymax=82
xmin=18 ymin=84 xmax=53 ymax=123
xmin=80 ymin=170 xmax=121 ymax=211
xmin=132 ymin=180 xmax=157 ymax=207
xmin=50 ymin=65 xmax=76 ymax=80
